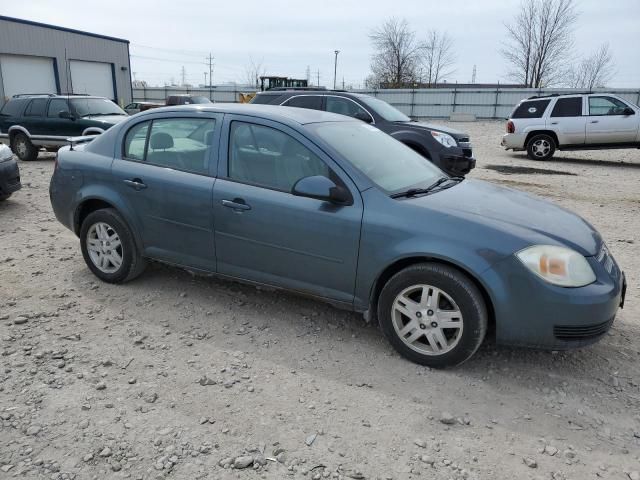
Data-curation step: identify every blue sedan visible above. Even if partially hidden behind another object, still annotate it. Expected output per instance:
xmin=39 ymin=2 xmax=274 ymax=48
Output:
xmin=49 ymin=104 xmax=626 ymax=367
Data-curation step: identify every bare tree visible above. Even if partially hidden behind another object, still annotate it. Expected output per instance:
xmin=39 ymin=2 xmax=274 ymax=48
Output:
xmin=502 ymin=0 xmax=578 ymax=87
xmin=368 ymin=18 xmax=421 ymax=88
xmin=567 ymin=43 xmax=615 ymax=89
xmin=421 ymin=30 xmax=456 ymax=86
xmin=243 ymin=57 xmax=266 ymax=88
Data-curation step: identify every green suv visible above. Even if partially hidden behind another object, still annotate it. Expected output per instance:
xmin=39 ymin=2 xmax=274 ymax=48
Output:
xmin=0 ymin=94 xmax=128 ymax=161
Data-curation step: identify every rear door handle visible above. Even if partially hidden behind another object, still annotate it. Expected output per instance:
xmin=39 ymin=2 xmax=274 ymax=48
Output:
xmin=550 ymin=122 xmax=558 ymax=125
xmin=221 ymin=199 xmax=251 ymax=211
xmin=123 ymin=178 xmax=147 ymax=190
xmin=590 ymin=120 xmax=599 ymax=124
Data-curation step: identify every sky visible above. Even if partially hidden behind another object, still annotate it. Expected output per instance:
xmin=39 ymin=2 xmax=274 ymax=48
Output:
xmin=2 ymin=0 xmax=639 ymax=88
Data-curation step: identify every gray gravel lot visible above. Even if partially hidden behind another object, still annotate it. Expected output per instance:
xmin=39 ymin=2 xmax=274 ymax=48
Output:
xmin=1 ymin=120 xmax=639 ymax=479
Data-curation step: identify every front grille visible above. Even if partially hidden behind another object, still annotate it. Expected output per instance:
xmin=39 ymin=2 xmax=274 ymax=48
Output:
xmin=462 ymin=148 xmax=473 ymax=158
xmin=457 ymin=136 xmax=470 ymax=143
xmin=553 ymin=317 xmax=614 ymax=341
xmin=596 ymin=243 xmax=618 ymax=278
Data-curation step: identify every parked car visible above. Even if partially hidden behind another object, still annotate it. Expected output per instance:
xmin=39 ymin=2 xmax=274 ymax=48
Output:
xmin=0 ymin=143 xmax=21 ymax=201
xmin=0 ymin=94 xmax=128 ymax=161
xmin=250 ymin=89 xmax=475 ymax=176
xmin=502 ymin=93 xmax=640 ymax=160
xmin=49 ymin=104 xmax=626 ymax=368
xmin=124 ymin=101 xmax=163 ymax=115
xmin=165 ymin=95 xmax=212 ymax=106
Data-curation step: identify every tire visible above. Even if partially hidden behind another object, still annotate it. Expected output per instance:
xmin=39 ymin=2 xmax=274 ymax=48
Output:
xmin=526 ymin=134 xmax=556 ymax=160
xmin=79 ymin=208 xmax=146 ymax=283
xmin=12 ymin=133 xmax=38 ymax=161
xmin=377 ymin=263 xmax=487 ymax=368
xmin=0 ymin=193 xmax=11 ymax=201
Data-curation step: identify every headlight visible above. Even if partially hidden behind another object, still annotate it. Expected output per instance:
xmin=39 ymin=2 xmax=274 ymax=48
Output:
xmin=430 ymin=131 xmax=457 ymax=148
xmin=0 ymin=144 xmax=13 ymax=163
xmin=516 ymin=245 xmax=596 ymax=287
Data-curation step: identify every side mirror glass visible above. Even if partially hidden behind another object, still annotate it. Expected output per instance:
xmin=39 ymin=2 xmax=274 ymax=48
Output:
xmin=623 ymin=107 xmax=635 ymax=115
xmin=353 ymin=111 xmax=373 ymax=123
xmin=59 ymin=111 xmax=74 ymax=120
xmin=292 ymin=176 xmax=351 ymax=205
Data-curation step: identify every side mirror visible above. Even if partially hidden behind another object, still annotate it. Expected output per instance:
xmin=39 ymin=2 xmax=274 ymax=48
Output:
xmin=623 ymin=107 xmax=635 ymax=115
xmin=59 ymin=111 xmax=75 ymax=120
xmin=353 ymin=111 xmax=373 ymax=123
xmin=292 ymin=176 xmax=351 ymax=205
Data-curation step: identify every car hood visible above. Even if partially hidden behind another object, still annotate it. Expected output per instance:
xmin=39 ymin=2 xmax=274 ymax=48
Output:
xmin=83 ymin=114 xmax=128 ymax=125
xmin=405 ymin=179 xmax=600 ymax=256
xmin=398 ymin=121 xmax=468 ymax=139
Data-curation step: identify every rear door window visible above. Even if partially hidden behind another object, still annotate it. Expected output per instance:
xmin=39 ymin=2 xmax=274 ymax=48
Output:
xmin=24 ymin=98 xmax=47 ymax=117
xmin=282 ymin=96 xmax=323 ymax=110
xmin=511 ymin=100 xmax=551 ymax=119
xmin=550 ymin=97 xmax=583 ymax=117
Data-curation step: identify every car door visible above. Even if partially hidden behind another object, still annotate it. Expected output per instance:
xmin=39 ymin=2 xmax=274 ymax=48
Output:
xmin=21 ymin=98 xmax=47 ymax=135
xmin=43 ymin=98 xmax=79 ymax=137
xmin=586 ymin=96 xmax=638 ymax=144
xmin=547 ymin=96 xmax=586 ymax=146
xmin=212 ymin=115 xmax=363 ymax=304
xmin=111 ymin=113 xmax=221 ymax=271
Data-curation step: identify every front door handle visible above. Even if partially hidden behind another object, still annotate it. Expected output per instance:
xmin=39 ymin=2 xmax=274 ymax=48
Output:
xmin=221 ymin=199 xmax=251 ymax=211
xmin=123 ymin=178 xmax=147 ymax=191
xmin=550 ymin=122 xmax=558 ymax=125
xmin=590 ymin=120 xmax=599 ymax=124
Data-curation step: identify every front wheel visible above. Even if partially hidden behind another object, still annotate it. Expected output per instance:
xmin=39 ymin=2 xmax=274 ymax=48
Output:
xmin=526 ymin=134 xmax=556 ymax=160
xmin=12 ymin=133 xmax=39 ymax=161
xmin=377 ymin=263 xmax=487 ymax=368
xmin=79 ymin=208 xmax=146 ymax=283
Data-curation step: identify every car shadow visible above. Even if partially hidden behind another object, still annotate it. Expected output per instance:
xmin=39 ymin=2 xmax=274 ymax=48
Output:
xmin=507 ymin=153 xmax=640 ymax=169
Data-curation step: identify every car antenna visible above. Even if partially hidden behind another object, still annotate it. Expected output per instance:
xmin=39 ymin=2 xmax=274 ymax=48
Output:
xmin=65 ymin=48 xmax=75 ymax=151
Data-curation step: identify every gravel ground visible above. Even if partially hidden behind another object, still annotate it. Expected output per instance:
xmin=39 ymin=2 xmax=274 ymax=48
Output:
xmin=1 ymin=120 xmax=639 ymax=480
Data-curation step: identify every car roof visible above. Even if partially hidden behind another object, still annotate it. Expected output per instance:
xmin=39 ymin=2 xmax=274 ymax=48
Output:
xmin=136 ymin=103 xmax=358 ymax=125
xmin=256 ymin=90 xmax=372 ymax=99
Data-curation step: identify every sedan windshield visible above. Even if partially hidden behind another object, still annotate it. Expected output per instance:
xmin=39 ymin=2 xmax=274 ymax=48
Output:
xmin=311 ymin=122 xmax=443 ymax=193
xmin=71 ymin=98 xmax=126 ymax=117
xmin=359 ymin=96 xmax=411 ymax=122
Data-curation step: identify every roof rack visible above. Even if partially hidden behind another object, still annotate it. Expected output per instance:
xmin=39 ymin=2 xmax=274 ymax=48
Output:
xmin=528 ymin=91 xmax=594 ymax=100
xmin=12 ymin=93 xmax=57 ymax=98
xmin=267 ymin=87 xmax=327 ymax=92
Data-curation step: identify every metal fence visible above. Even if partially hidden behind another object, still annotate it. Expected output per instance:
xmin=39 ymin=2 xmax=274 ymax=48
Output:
xmin=133 ymin=86 xmax=640 ymax=120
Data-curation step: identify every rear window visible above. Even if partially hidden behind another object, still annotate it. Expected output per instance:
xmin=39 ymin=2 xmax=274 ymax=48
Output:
xmin=0 ymin=99 xmax=27 ymax=117
xmin=250 ymin=94 xmax=279 ymax=105
xmin=551 ymin=97 xmax=582 ymax=117
xmin=512 ymin=100 xmax=551 ymax=119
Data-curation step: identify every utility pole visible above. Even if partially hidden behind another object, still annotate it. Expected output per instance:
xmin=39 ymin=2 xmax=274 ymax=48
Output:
xmin=181 ymin=66 xmax=186 ymax=86
xmin=305 ymin=65 xmax=310 ymax=84
xmin=333 ymin=50 xmax=340 ymax=90
xmin=316 ymin=69 xmax=320 ymax=87
xmin=207 ymin=53 xmax=214 ymax=100
xmin=342 ymin=77 xmax=345 ymax=90
xmin=472 ymin=64 xmax=477 ymax=84
xmin=204 ymin=72 xmax=208 ymax=88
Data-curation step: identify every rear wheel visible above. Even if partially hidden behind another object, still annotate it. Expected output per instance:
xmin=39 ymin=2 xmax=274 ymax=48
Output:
xmin=377 ymin=263 xmax=487 ymax=368
xmin=526 ymin=134 xmax=556 ymax=160
xmin=79 ymin=208 xmax=146 ymax=283
xmin=0 ymin=193 xmax=11 ymax=201
xmin=12 ymin=133 xmax=38 ymax=161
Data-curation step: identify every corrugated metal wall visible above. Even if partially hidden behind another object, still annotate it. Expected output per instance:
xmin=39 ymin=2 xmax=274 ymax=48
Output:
xmin=0 ymin=17 xmax=132 ymax=106
xmin=133 ymin=86 xmax=640 ymax=120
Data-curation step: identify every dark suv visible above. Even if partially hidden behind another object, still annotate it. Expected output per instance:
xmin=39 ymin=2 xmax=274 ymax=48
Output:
xmin=0 ymin=94 xmax=128 ymax=161
xmin=250 ymin=89 xmax=475 ymax=176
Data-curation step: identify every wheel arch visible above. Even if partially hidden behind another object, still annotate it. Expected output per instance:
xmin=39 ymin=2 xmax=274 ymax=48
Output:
xmin=525 ymin=130 xmax=559 ymax=148
xmin=8 ymin=126 xmax=31 ymax=143
xmin=369 ymin=256 xmax=496 ymax=331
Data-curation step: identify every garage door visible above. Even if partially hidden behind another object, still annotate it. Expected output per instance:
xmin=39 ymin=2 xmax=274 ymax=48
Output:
xmin=0 ymin=54 xmax=57 ymax=99
xmin=69 ymin=60 xmax=114 ymax=99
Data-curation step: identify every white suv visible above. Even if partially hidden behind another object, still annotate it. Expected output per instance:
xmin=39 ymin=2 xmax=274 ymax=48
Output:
xmin=501 ymin=93 xmax=640 ymax=160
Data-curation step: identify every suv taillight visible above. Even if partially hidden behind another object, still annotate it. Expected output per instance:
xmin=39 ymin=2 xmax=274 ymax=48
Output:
xmin=506 ymin=120 xmax=515 ymax=134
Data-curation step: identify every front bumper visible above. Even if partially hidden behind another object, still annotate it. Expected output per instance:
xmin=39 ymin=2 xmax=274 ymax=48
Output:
xmin=487 ymin=253 xmax=625 ymax=349
xmin=440 ymin=153 xmax=476 ymax=176
xmin=0 ymin=157 xmax=22 ymax=196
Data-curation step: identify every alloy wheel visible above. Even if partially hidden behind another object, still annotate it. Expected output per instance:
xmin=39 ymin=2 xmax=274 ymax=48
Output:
xmin=531 ymin=139 xmax=550 ymax=157
xmin=86 ymin=222 xmax=123 ymax=274
xmin=391 ymin=284 xmax=464 ymax=356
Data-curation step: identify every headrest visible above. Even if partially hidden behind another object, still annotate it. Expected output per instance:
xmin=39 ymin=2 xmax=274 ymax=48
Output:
xmin=150 ymin=132 xmax=173 ymax=150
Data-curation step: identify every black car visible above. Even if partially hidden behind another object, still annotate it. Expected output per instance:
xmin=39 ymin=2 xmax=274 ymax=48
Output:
xmin=250 ymin=89 xmax=475 ymax=176
xmin=0 ymin=144 xmax=21 ymax=201
xmin=0 ymin=94 xmax=128 ymax=161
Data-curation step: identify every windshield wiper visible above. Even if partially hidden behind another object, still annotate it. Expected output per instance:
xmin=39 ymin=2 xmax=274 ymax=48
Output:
xmin=81 ymin=112 xmax=122 ymax=117
xmin=390 ymin=176 xmax=464 ymax=199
